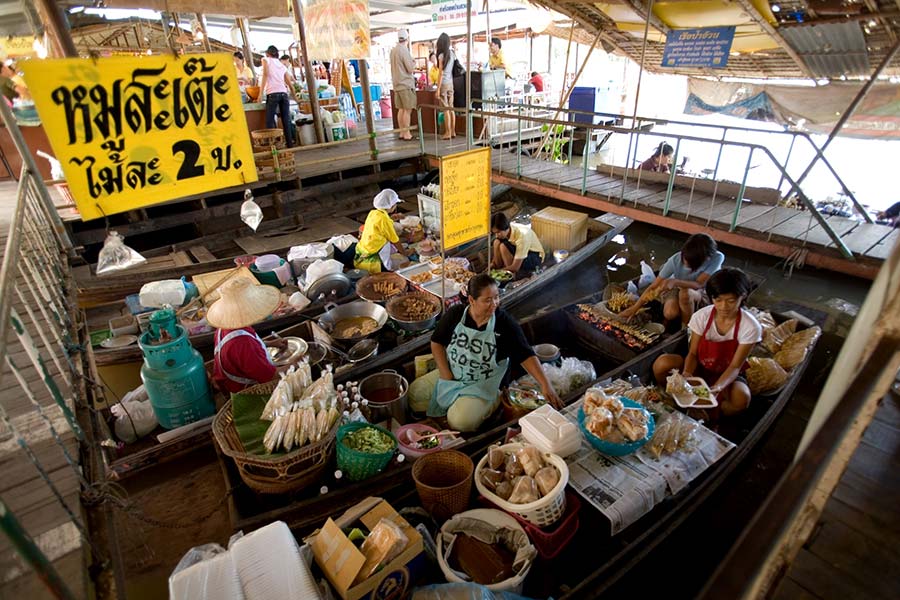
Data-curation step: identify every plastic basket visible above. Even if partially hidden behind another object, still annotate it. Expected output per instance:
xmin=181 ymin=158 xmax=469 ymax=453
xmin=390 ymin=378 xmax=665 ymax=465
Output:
xmin=412 ymin=450 xmax=474 ymax=522
xmin=479 ymin=489 xmax=581 ymax=560
xmin=473 ymin=443 xmax=568 ymax=528
xmin=578 ymin=398 xmax=655 ymax=457
xmin=211 ymin=382 xmax=338 ymax=495
xmin=336 ymin=422 xmax=398 ymax=481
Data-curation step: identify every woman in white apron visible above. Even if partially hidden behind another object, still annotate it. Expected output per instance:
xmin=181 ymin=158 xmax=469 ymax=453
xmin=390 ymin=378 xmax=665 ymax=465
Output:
xmin=206 ymin=278 xmax=286 ymax=394
xmin=409 ymin=274 xmax=561 ymax=431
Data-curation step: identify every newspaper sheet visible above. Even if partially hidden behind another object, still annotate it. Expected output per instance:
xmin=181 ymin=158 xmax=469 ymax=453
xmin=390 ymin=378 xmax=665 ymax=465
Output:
xmin=562 ymin=395 xmax=734 ymax=535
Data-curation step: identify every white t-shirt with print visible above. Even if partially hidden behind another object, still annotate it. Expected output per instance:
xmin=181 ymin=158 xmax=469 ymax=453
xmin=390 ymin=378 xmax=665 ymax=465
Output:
xmin=688 ymin=305 xmax=762 ymax=344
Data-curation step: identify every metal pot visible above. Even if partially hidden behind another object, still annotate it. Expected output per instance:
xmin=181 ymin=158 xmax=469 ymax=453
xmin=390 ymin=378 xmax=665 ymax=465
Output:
xmin=386 ymin=292 xmax=442 ymax=333
xmin=359 ymin=369 xmax=409 ymax=425
xmin=318 ymin=300 xmax=388 ymax=342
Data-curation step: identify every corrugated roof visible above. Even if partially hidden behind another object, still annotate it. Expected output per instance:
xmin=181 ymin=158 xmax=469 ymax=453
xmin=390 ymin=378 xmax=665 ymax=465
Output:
xmin=765 ymin=21 xmax=869 ymax=79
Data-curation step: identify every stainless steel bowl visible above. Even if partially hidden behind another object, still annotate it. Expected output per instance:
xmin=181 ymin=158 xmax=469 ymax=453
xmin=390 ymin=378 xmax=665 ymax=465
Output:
xmin=386 ymin=292 xmax=442 ymax=333
xmin=266 ymin=337 xmax=308 ymax=366
xmin=318 ymin=300 xmax=389 ymax=341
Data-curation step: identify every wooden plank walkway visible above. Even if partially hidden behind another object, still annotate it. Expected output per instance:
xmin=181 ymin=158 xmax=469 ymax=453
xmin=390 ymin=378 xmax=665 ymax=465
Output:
xmin=773 ymin=389 xmax=900 ymax=600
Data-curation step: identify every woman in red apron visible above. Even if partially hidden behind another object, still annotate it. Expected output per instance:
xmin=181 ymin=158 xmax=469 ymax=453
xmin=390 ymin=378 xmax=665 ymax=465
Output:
xmin=206 ymin=278 xmax=286 ymax=394
xmin=653 ymin=268 xmax=762 ymax=416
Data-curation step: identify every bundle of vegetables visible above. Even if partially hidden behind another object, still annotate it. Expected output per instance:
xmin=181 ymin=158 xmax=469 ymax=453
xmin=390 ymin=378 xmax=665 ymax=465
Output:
xmin=260 ymin=366 xmax=341 ymax=453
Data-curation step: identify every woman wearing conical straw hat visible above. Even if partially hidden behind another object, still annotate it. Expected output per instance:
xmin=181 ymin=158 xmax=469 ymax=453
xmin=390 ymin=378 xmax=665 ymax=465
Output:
xmin=207 ymin=278 xmax=286 ymax=393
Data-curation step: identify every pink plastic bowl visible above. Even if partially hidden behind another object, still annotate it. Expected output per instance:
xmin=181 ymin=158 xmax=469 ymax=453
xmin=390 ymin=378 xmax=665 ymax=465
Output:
xmin=396 ymin=424 xmax=444 ymax=460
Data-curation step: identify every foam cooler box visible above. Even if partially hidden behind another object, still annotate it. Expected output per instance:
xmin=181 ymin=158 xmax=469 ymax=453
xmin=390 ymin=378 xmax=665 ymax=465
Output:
xmin=530 ymin=206 xmax=589 ymax=252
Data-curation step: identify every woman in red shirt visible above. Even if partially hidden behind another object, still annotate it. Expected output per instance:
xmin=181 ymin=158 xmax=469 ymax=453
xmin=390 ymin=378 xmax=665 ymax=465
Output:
xmin=207 ymin=278 xmax=286 ymax=393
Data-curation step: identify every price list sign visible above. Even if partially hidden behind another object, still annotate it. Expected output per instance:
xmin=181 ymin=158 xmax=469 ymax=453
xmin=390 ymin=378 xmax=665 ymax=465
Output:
xmin=440 ymin=147 xmax=491 ymax=250
xmin=23 ymin=54 xmax=257 ymax=221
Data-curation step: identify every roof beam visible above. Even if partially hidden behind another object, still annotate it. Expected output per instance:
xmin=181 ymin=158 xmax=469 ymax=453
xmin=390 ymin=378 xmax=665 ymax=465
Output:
xmin=620 ymin=0 xmax=668 ymax=33
xmin=733 ymin=0 xmax=815 ymax=79
xmin=863 ymin=0 xmax=897 ymax=43
xmin=778 ymin=10 xmax=900 ymax=28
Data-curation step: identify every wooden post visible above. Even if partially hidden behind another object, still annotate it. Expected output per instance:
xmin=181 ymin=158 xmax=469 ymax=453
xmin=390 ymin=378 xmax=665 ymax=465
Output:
xmin=290 ymin=0 xmax=325 ymax=143
xmin=358 ymin=60 xmax=378 ymax=160
xmin=34 ymin=0 xmax=77 ymax=57
xmin=195 ymin=13 xmax=212 ymax=53
xmin=236 ymin=18 xmax=257 ymax=80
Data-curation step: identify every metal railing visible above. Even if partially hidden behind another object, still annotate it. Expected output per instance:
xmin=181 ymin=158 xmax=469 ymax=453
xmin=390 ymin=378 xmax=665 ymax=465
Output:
xmin=0 ymin=103 xmax=87 ymax=597
xmin=472 ymin=98 xmax=857 ymax=259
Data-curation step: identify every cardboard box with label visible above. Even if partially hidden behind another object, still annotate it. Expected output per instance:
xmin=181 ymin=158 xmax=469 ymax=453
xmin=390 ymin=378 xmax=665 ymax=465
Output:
xmin=309 ymin=497 xmax=425 ymax=600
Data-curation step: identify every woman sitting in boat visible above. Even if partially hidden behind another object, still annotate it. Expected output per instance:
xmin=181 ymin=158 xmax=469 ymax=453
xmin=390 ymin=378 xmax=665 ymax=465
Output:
xmin=408 ymin=274 xmax=561 ymax=431
xmin=354 ymin=189 xmax=404 ymax=274
xmin=207 ymin=278 xmax=287 ymax=394
xmin=489 ymin=213 xmax=545 ymax=277
xmin=652 ymin=268 xmax=762 ymax=416
xmin=640 ymin=142 xmax=674 ymax=173
xmin=619 ymin=233 xmax=724 ymax=325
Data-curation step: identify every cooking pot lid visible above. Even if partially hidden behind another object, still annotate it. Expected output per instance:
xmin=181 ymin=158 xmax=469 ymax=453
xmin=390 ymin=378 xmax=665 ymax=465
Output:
xmin=307 ymin=273 xmax=351 ymax=302
xmin=267 ymin=337 xmax=308 ymax=366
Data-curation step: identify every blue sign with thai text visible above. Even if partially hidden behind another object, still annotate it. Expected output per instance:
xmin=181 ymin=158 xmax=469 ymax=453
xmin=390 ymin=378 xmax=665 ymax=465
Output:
xmin=662 ymin=26 xmax=736 ymax=69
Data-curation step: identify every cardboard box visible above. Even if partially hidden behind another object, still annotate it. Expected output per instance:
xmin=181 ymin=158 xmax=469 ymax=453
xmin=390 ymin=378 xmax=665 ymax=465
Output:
xmin=309 ymin=497 xmax=425 ymax=600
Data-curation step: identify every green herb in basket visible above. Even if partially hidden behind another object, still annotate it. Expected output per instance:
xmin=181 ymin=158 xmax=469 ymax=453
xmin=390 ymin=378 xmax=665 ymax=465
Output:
xmin=343 ymin=427 xmax=394 ymax=454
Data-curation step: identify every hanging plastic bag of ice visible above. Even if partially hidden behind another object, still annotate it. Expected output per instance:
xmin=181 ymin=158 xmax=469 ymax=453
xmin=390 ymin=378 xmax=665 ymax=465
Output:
xmin=97 ymin=231 xmax=147 ymax=275
xmin=240 ymin=189 xmax=263 ymax=231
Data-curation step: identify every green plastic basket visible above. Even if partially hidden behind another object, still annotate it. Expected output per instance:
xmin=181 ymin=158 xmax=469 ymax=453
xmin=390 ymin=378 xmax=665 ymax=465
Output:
xmin=337 ymin=422 xmax=398 ymax=481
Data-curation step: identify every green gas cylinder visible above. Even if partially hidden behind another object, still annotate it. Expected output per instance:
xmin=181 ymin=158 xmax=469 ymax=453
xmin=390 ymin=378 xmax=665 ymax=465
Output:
xmin=138 ymin=308 xmax=213 ymax=429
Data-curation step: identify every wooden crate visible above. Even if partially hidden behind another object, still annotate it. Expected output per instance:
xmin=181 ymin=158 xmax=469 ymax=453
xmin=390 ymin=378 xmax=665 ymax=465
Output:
xmin=530 ymin=206 xmax=589 ymax=252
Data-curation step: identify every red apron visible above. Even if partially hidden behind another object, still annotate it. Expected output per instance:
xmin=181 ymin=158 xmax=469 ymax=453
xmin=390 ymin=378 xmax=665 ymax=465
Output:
xmin=697 ymin=308 xmax=743 ymax=380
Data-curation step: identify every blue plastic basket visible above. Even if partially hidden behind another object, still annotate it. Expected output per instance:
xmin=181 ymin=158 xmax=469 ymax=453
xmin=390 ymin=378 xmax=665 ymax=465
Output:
xmin=578 ymin=398 xmax=655 ymax=456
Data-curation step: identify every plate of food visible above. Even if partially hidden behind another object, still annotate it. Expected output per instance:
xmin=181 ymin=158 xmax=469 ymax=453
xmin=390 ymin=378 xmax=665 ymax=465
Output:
xmin=672 ymin=376 xmax=718 ymax=409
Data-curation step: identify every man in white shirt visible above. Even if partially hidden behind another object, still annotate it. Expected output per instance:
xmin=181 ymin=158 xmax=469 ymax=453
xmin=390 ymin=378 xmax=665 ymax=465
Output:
xmin=390 ymin=29 xmax=417 ymax=141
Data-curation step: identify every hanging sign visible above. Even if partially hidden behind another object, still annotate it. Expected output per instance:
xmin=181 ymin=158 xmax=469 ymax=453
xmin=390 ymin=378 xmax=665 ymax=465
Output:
xmin=430 ymin=0 xmax=478 ymax=24
xmin=21 ymin=54 xmax=257 ymax=221
xmin=302 ymin=0 xmax=371 ymax=60
xmin=662 ymin=26 xmax=736 ymax=69
xmin=440 ymin=147 xmax=491 ymax=250
xmin=0 ymin=37 xmax=39 ymax=59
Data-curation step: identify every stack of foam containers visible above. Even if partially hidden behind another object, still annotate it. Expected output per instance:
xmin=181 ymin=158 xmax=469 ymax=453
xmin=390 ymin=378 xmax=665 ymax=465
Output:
xmin=519 ymin=404 xmax=582 ymax=458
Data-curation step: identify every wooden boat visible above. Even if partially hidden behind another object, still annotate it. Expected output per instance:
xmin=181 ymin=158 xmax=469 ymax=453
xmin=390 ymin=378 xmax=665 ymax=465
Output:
xmin=95 ymin=212 xmax=632 ymax=479
xmin=214 ymin=295 xmax=687 ymax=533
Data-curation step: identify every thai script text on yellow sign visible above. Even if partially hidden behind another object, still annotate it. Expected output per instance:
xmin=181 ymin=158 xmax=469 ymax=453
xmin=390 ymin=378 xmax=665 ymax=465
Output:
xmin=440 ymin=147 xmax=490 ymax=250
xmin=22 ymin=53 xmax=257 ymax=221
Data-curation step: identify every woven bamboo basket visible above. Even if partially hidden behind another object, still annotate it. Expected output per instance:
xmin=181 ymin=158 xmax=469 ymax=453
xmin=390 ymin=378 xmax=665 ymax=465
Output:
xmin=212 ymin=381 xmax=337 ymax=494
xmin=254 ymin=149 xmax=296 ymax=179
xmin=251 ymin=128 xmax=286 ymax=149
xmin=412 ymin=450 xmax=474 ymax=521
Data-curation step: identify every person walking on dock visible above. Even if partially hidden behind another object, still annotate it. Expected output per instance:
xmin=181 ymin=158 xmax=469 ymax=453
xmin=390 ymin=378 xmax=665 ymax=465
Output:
xmin=260 ymin=45 xmax=298 ymax=147
xmin=391 ymin=29 xmax=417 ymax=141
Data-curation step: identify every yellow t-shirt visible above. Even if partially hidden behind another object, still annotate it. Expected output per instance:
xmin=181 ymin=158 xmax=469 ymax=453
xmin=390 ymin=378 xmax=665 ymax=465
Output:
xmin=489 ymin=51 xmax=509 ymax=78
xmin=428 ymin=66 xmax=440 ymax=86
xmin=509 ymin=223 xmax=544 ymax=261
xmin=357 ymin=209 xmax=400 ymax=255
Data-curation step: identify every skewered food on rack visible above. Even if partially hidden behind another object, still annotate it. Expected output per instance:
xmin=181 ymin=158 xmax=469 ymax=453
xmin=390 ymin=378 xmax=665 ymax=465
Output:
xmin=607 ymin=292 xmax=636 ymax=314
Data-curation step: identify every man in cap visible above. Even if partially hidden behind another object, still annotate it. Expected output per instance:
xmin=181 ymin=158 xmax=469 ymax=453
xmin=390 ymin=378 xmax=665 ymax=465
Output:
xmin=390 ymin=29 xmax=417 ymax=141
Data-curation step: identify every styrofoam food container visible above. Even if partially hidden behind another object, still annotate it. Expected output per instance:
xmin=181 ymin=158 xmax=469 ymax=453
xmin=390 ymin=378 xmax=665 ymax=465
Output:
xmin=519 ymin=404 xmax=582 ymax=457
xmin=254 ymin=254 xmax=282 ymax=272
xmin=673 ymin=376 xmax=718 ymax=409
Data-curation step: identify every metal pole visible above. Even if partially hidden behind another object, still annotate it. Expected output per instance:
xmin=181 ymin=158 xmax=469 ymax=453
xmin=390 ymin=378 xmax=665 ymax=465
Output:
xmin=466 ymin=0 xmax=473 ymax=150
xmin=291 ymin=0 xmax=326 ymax=143
xmin=662 ymin=138 xmax=681 ymax=215
xmin=516 ymin=106 xmax=522 ymax=176
xmin=581 ymin=125 xmax=590 ymax=195
xmin=776 ymin=134 xmax=797 ymax=193
xmin=788 ymin=38 xmax=900 ymax=221
xmin=619 ymin=0 xmax=654 ymax=203
xmin=0 ymin=102 xmax=71 ymax=250
xmin=0 ymin=500 xmax=76 ymax=600
xmin=358 ymin=60 xmax=378 ymax=160
xmin=195 ymin=13 xmax=212 ymax=53
xmin=731 ymin=148 xmax=754 ymax=231
xmin=34 ymin=0 xmax=77 ymax=58
xmin=236 ymin=18 xmax=257 ymax=80
xmin=711 ymin=128 xmax=727 ymax=181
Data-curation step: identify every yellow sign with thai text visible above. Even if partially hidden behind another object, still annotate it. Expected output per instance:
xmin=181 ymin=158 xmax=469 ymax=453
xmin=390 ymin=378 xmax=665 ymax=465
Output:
xmin=440 ymin=147 xmax=491 ymax=250
xmin=22 ymin=54 xmax=257 ymax=221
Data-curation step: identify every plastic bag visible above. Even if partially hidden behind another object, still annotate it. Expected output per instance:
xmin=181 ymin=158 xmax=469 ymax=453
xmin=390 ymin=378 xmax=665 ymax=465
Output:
xmin=327 ymin=234 xmax=357 ymax=252
xmin=304 ymin=259 xmax=345 ymax=287
xmin=240 ymin=189 xmax=263 ymax=231
xmin=169 ymin=543 xmax=244 ymax=600
xmin=97 ymin=231 xmax=146 ymax=275
xmin=288 ymin=243 xmax=332 ymax=261
xmin=111 ymin=385 xmax=159 ymax=443
xmin=626 ymin=280 xmax=639 ymax=296
xmin=412 ymin=583 xmax=538 ymax=600
xmin=638 ymin=260 xmax=655 ymax=290
xmin=139 ymin=279 xmax=187 ymax=308
xmin=288 ymin=291 xmax=311 ymax=311
xmin=37 ymin=150 xmax=65 ymax=180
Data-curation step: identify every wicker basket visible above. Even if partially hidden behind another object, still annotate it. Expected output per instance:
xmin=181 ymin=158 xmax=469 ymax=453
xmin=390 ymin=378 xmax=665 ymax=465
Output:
xmin=255 ymin=149 xmax=296 ymax=179
xmin=211 ymin=381 xmax=337 ymax=495
xmin=356 ymin=272 xmax=408 ymax=303
xmin=251 ymin=128 xmax=286 ymax=148
xmin=336 ymin=422 xmax=398 ymax=481
xmin=412 ymin=450 xmax=474 ymax=522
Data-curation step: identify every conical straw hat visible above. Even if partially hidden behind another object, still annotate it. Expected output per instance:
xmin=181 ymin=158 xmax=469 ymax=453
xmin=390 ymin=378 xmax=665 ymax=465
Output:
xmin=206 ymin=278 xmax=281 ymax=329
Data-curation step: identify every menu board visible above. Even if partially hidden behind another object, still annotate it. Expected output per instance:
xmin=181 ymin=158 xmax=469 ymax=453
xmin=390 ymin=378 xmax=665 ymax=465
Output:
xmin=22 ymin=54 xmax=257 ymax=221
xmin=440 ymin=147 xmax=491 ymax=250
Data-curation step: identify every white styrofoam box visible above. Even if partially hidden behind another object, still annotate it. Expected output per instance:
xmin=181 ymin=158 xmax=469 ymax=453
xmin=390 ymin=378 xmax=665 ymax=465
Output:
xmin=520 ymin=404 xmax=582 ymax=457
xmin=230 ymin=521 xmax=322 ymax=600
xmin=169 ymin=551 xmax=244 ymax=600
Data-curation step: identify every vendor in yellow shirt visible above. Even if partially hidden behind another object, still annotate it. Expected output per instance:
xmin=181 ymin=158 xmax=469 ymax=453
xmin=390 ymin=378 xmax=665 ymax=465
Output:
xmin=490 ymin=212 xmax=545 ymax=277
xmin=489 ymin=37 xmax=510 ymax=79
xmin=354 ymin=189 xmax=403 ymax=273
xmin=428 ymin=52 xmax=441 ymax=87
